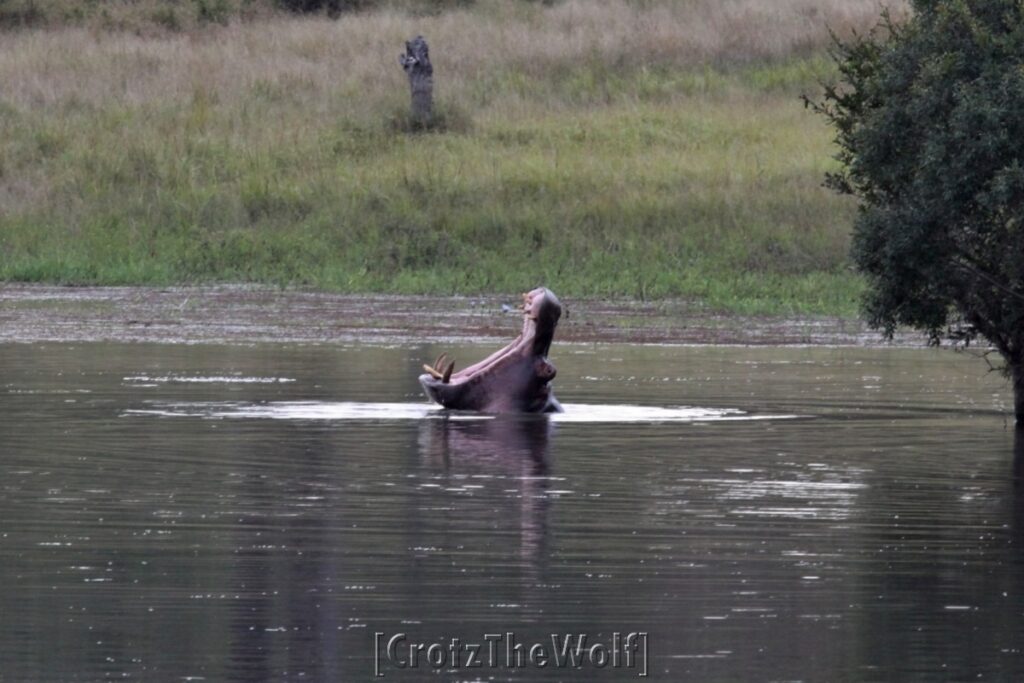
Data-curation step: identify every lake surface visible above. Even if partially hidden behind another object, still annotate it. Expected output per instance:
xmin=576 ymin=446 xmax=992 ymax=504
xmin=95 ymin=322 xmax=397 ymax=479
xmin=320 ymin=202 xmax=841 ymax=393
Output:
xmin=2 ymin=341 xmax=1023 ymax=681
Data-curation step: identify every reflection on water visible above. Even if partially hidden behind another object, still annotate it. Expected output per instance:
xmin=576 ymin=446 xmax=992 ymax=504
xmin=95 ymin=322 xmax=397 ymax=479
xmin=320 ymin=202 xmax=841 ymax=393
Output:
xmin=419 ymin=417 xmax=553 ymax=575
xmin=1016 ymin=426 xmax=1024 ymax=487
xmin=1 ymin=342 xmax=1024 ymax=680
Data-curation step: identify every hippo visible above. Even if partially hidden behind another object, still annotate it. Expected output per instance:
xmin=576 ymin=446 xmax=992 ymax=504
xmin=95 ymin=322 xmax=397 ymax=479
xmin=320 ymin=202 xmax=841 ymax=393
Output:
xmin=419 ymin=287 xmax=564 ymax=413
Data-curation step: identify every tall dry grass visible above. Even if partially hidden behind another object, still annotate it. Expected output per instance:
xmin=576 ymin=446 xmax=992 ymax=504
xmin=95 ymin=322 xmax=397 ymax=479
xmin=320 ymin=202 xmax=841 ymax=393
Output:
xmin=0 ymin=0 xmax=908 ymax=111
xmin=0 ymin=0 xmax=909 ymax=313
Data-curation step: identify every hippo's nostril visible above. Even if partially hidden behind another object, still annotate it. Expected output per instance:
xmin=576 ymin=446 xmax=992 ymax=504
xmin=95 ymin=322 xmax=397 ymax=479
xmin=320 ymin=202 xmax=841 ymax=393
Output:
xmin=534 ymin=359 xmax=556 ymax=381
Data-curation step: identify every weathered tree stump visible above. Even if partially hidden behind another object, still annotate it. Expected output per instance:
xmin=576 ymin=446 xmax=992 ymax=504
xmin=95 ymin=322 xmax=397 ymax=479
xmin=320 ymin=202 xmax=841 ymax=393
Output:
xmin=399 ymin=35 xmax=433 ymax=126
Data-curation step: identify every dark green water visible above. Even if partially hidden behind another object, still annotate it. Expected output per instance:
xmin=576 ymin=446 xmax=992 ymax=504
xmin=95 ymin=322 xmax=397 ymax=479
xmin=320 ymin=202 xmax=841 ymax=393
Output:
xmin=1 ymin=342 xmax=1022 ymax=681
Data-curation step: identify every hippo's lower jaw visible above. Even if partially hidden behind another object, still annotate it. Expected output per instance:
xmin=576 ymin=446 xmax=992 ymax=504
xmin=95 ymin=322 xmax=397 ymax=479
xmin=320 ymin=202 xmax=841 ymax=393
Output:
xmin=419 ymin=287 xmax=564 ymax=413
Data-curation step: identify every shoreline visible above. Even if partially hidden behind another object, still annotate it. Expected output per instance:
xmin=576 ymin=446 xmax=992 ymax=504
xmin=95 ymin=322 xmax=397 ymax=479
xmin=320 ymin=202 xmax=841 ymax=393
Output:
xmin=0 ymin=284 xmax=924 ymax=347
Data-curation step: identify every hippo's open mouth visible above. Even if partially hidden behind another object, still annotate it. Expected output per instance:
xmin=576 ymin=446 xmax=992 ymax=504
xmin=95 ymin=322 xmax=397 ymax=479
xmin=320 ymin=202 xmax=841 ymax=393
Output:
xmin=418 ymin=287 xmax=563 ymax=413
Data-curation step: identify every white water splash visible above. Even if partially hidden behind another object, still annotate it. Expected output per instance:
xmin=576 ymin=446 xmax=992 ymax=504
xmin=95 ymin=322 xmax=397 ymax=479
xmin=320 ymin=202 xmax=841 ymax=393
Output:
xmin=124 ymin=401 xmax=801 ymax=423
xmin=123 ymin=375 xmax=295 ymax=384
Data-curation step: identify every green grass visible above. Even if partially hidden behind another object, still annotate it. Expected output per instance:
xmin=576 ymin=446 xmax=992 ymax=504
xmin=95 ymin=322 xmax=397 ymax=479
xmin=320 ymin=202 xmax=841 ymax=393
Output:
xmin=0 ymin=29 xmax=864 ymax=315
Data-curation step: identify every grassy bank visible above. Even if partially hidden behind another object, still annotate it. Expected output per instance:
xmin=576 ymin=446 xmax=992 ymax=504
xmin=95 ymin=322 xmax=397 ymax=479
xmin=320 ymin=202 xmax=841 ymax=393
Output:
xmin=0 ymin=0 xmax=908 ymax=315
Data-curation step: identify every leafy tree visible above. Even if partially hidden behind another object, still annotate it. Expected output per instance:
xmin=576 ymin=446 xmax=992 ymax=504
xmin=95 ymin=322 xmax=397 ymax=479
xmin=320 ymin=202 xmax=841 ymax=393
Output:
xmin=809 ymin=0 xmax=1024 ymax=421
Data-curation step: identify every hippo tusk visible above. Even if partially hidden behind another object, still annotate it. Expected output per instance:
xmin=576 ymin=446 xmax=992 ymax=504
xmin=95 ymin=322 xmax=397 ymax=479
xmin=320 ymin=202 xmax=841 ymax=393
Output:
xmin=422 ymin=364 xmax=445 ymax=380
xmin=433 ymin=353 xmax=448 ymax=371
xmin=442 ymin=359 xmax=455 ymax=383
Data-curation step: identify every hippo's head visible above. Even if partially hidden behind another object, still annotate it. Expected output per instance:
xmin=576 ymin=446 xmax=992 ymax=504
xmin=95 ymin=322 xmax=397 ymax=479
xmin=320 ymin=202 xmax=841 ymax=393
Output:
xmin=419 ymin=287 xmax=563 ymax=413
